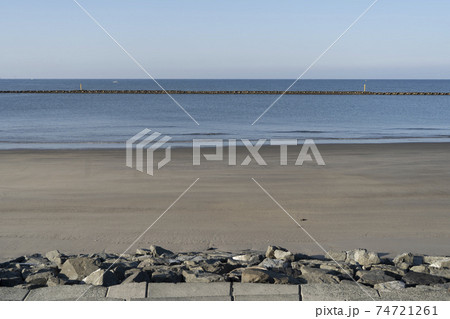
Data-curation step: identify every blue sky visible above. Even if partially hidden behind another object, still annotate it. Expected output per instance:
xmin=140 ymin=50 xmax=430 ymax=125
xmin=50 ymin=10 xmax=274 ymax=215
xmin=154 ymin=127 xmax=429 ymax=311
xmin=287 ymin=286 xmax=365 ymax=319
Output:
xmin=1 ymin=0 xmax=449 ymax=79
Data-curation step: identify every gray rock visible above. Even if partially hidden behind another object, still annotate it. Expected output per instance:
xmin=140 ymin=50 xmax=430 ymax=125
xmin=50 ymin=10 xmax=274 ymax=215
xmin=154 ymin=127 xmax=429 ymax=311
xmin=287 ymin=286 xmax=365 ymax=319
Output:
xmin=231 ymin=254 xmax=262 ymax=265
xmin=327 ymin=251 xmax=347 ymax=262
xmin=122 ymin=270 xmax=150 ymax=284
xmin=137 ymin=257 xmax=168 ymax=268
xmin=83 ymin=269 xmax=119 ymax=286
xmin=0 ymin=270 xmax=23 ymax=287
xmin=300 ymin=266 xmax=340 ymax=284
xmin=46 ymin=276 xmax=67 ymax=287
xmin=374 ymin=281 xmax=406 ymax=292
xmin=429 ymin=258 xmax=450 ymax=269
xmin=274 ymin=250 xmax=294 ymax=261
xmin=423 ymin=256 xmax=450 ymax=266
xmin=182 ymin=270 xmax=224 ymax=283
xmin=258 ymin=258 xmax=290 ymax=270
xmin=428 ymin=268 xmax=450 ymax=280
xmin=45 ymin=250 xmax=65 ymax=268
xmin=150 ymin=269 xmax=182 ymax=283
xmin=135 ymin=248 xmax=151 ymax=256
xmin=393 ymin=252 xmax=414 ymax=266
xmin=347 ymin=249 xmax=380 ymax=267
xmin=403 ymin=271 xmax=448 ymax=286
xmin=265 ymin=246 xmax=281 ymax=259
xmin=0 ymin=287 xmax=29 ymax=301
xmin=357 ymin=270 xmax=396 ymax=286
xmin=24 ymin=269 xmax=56 ymax=286
xmin=60 ymin=257 xmax=101 ymax=281
xmin=410 ymin=265 xmax=429 ymax=273
xmin=241 ymin=268 xmax=272 ymax=283
xmin=149 ymin=245 xmax=174 ymax=258
xmin=225 ymin=268 xmax=245 ymax=282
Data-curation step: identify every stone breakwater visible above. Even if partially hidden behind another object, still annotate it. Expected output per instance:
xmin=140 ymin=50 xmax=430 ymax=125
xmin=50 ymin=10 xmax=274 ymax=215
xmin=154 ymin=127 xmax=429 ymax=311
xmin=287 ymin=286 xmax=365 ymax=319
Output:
xmin=1 ymin=246 xmax=449 ymax=301
xmin=1 ymin=90 xmax=450 ymax=95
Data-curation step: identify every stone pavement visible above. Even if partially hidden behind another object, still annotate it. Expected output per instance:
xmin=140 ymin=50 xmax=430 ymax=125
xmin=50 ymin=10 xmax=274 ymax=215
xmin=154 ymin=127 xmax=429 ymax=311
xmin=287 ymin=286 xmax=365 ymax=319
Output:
xmin=1 ymin=283 xmax=449 ymax=301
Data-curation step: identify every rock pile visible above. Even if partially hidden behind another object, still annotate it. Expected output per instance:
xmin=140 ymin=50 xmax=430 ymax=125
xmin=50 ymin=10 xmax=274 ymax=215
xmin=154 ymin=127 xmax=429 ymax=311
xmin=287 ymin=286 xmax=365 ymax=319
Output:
xmin=1 ymin=246 xmax=449 ymax=293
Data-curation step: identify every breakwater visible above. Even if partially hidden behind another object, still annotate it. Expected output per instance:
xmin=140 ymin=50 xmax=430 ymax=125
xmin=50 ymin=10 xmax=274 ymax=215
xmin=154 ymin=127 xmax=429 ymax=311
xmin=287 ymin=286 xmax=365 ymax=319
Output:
xmin=1 ymin=90 xmax=450 ymax=95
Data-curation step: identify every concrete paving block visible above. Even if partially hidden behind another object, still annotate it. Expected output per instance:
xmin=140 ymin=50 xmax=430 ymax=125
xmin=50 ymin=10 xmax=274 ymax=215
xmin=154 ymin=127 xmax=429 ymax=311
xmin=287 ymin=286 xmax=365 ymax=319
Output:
xmin=301 ymin=283 xmax=379 ymax=301
xmin=378 ymin=286 xmax=450 ymax=301
xmin=148 ymin=282 xmax=231 ymax=298
xmin=133 ymin=296 xmax=232 ymax=301
xmin=107 ymin=283 xmax=147 ymax=300
xmin=234 ymin=294 xmax=299 ymax=301
xmin=0 ymin=287 xmax=29 ymax=301
xmin=233 ymin=283 xmax=299 ymax=296
xmin=25 ymin=285 xmax=107 ymax=301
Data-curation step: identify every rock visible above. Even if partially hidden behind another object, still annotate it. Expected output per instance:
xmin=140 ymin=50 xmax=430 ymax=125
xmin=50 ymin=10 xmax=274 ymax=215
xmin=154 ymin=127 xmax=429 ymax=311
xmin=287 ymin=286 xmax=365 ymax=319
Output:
xmin=46 ymin=276 xmax=67 ymax=287
xmin=429 ymin=268 xmax=450 ymax=280
xmin=410 ymin=265 xmax=429 ymax=273
xmin=60 ymin=257 xmax=101 ymax=281
xmin=357 ymin=270 xmax=396 ymax=286
xmin=374 ymin=280 xmax=406 ymax=292
xmin=265 ymin=246 xmax=281 ymax=259
xmin=429 ymin=258 xmax=450 ymax=269
xmin=195 ymin=261 xmax=234 ymax=275
xmin=150 ymin=269 xmax=182 ymax=283
xmin=45 ymin=250 xmax=65 ymax=268
xmin=370 ymin=264 xmax=405 ymax=279
xmin=83 ymin=269 xmax=119 ymax=287
xmin=135 ymin=248 xmax=151 ymax=256
xmin=0 ymin=270 xmax=24 ymax=287
xmin=23 ymin=269 xmax=56 ymax=286
xmin=347 ymin=249 xmax=380 ymax=267
xmin=225 ymin=268 xmax=245 ymax=282
xmin=149 ymin=245 xmax=174 ymax=258
xmin=327 ymin=251 xmax=347 ymax=262
xmin=396 ymin=262 xmax=411 ymax=271
xmin=319 ymin=263 xmax=354 ymax=279
xmin=137 ymin=257 xmax=168 ymax=268
xmin=232 ymin=254 xmax=262 ymax=265
xmin=258 ymin=258 xmax=290 ymax=270
xmin=423 ymin=256 xmax=450 ymax=266
xmin=300 ymin=266 xmax=340 ymax=284
xmin=241 ymin=268 xmax=273 ymax=283
xmin=182 ymin=270 xmax=224 ymax=283
xmin=393 ymin=253 xmax=414 ymax=266
xmin=122 ymin=270 xmax=149 ymax=284
xmin=274 ymin=250 xmax=294 ymax=261
xmin=403 ymin=271 xmax=448 ymax=286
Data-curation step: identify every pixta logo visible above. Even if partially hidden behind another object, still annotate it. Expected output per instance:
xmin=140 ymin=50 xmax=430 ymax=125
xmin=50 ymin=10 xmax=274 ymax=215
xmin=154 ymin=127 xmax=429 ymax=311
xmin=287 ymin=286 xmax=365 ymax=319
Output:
xmin=126 ymin=129 xmax=172 ymax=176
xmin=126 ymin=129 xmax=325 ymax=176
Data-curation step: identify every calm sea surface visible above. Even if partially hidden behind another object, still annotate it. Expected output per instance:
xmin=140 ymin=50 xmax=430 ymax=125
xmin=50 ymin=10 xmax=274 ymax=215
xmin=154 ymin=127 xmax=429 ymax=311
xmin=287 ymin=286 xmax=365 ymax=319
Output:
xmin=0 ymin=79 xmax=449 ymax=149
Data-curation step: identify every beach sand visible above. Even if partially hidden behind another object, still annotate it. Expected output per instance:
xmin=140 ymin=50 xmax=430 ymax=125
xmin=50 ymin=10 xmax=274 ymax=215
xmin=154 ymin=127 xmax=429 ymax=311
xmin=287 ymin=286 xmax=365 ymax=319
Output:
xmin=0 ymin=143 xmax=449 ymax=261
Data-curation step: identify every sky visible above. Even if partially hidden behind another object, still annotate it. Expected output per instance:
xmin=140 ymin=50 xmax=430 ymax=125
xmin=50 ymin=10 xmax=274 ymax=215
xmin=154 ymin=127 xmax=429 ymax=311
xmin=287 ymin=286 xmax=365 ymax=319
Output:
xmin=1 ymin=0 xmax=449 ymax=79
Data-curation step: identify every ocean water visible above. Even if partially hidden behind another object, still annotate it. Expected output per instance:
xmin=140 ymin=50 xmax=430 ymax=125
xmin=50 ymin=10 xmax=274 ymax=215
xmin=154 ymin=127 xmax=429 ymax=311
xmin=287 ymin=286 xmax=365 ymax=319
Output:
xmin=0 ymin=79 xmax=449 ymax=149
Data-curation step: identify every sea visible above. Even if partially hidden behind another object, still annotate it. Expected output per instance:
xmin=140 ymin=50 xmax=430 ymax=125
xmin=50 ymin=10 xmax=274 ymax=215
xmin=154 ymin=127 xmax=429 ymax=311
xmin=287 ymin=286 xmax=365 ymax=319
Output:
xmin=0 ymin=79 xmax=449 ymax=149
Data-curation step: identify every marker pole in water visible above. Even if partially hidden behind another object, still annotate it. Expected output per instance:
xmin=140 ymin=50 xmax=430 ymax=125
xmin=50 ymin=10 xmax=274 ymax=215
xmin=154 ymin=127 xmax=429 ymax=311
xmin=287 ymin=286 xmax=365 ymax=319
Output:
xmin=80 ymin=83 xmax=82 ymax=91
xmin=364 ymin=83 xmax=366 ymax=92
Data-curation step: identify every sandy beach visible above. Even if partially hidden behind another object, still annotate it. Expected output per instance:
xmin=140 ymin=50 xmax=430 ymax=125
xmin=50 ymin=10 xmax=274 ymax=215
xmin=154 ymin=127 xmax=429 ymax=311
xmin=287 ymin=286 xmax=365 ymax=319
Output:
xmin=0 ymin=143 xmax=449 ymax=261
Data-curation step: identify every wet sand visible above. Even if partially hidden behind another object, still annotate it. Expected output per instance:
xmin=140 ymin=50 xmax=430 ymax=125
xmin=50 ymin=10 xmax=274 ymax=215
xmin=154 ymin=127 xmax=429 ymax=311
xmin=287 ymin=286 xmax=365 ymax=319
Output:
xmin=0 ymin=143 xmax=449 ymax=261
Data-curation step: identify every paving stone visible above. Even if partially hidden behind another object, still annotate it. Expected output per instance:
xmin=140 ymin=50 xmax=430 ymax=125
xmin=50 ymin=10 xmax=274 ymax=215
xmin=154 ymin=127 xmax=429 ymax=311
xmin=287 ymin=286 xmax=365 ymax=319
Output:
xmin=301 ymin=283 xmax=379 ymax=301
xmin=107 ymin=282 xmax=147 ymax=300
xmin=233 ymin=283 xmax=299 ymax=296
xmin=378 ymin=286 xmax=450 ymax=301
xmin=234 ymin=294 xmax=299 ymax=301
xmin=25 ymin=285 xmax=107 ymax=301
xmin=133 ymin=296 xmax=232 ymax=301
xmin=148 ymin=282 xmax=231 ymax=298
xmin=0 ymin=287 xmax=29 ymax=301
